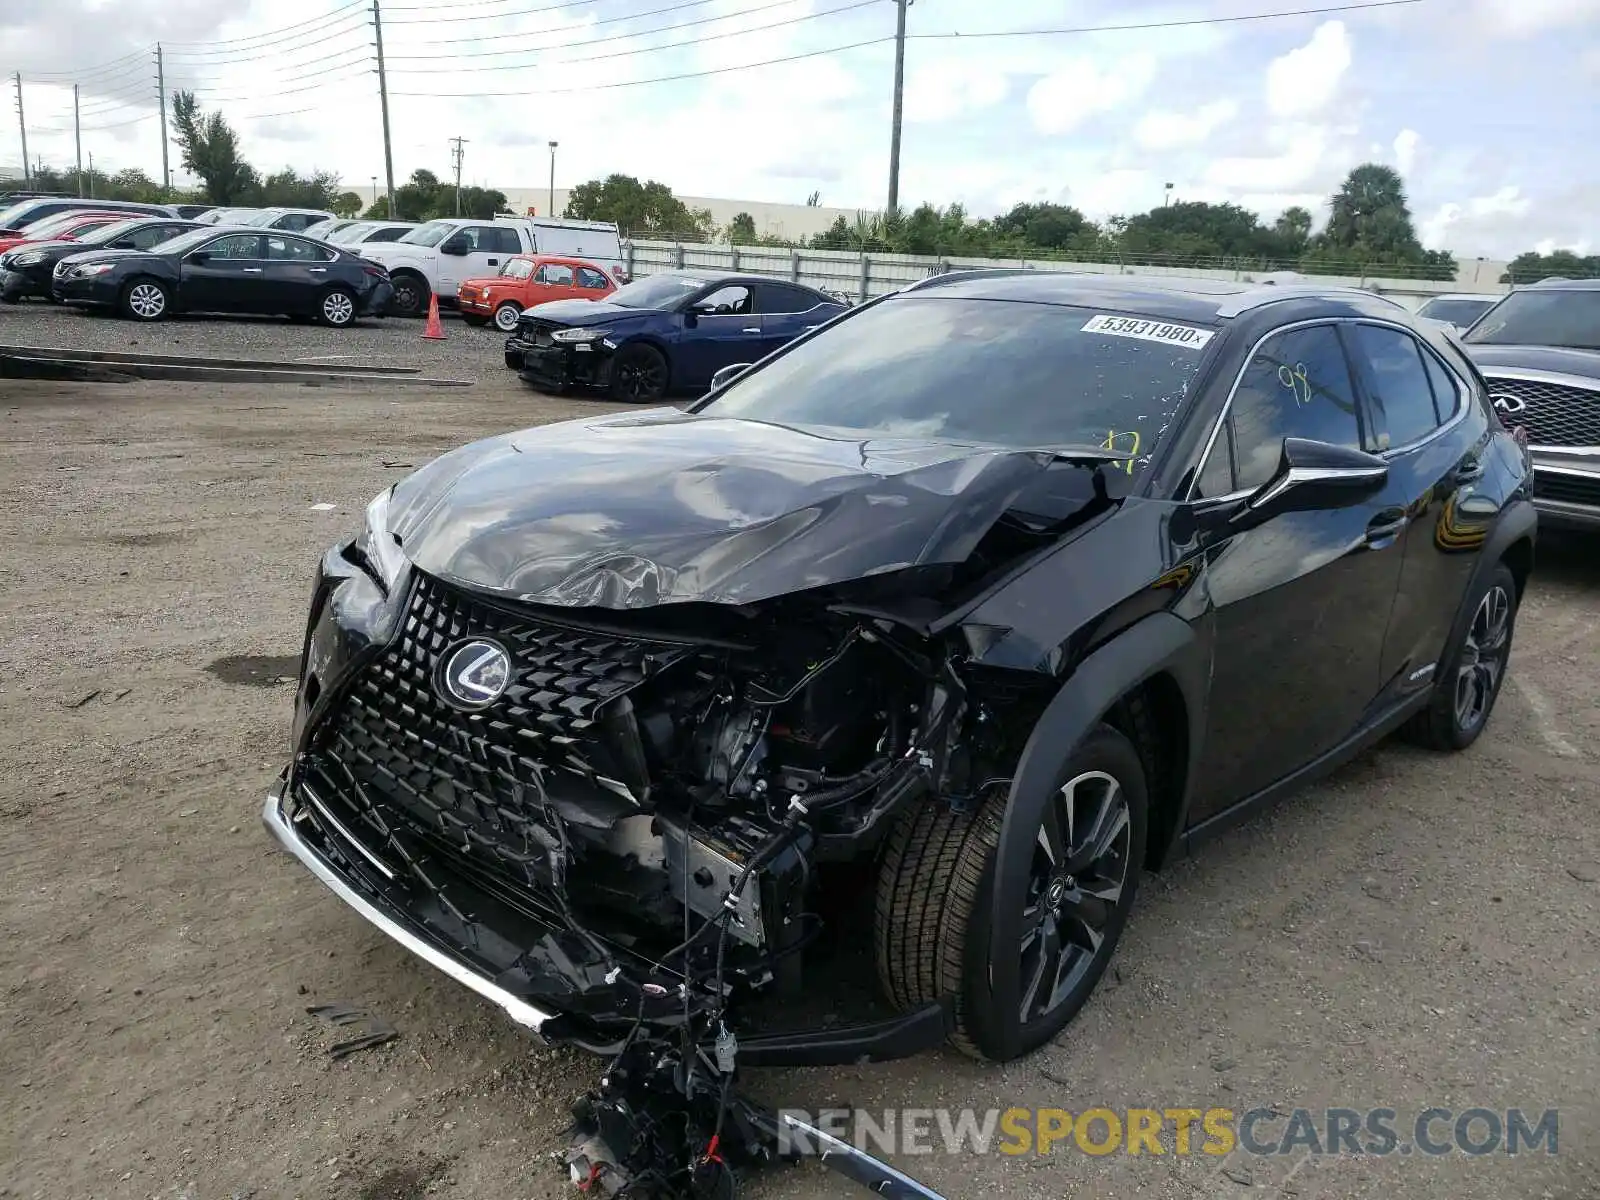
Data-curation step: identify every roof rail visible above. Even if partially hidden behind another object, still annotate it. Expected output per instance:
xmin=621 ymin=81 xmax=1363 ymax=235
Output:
xmin=899 ymin=266 xmax=1047 ymax=293
xmin=1214 ymin=282 xmax=1407 ymax=318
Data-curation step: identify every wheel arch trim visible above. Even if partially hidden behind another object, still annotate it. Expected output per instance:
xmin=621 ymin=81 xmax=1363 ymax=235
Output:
xmin=982 ymin=611 xmax=1207 ymax=1060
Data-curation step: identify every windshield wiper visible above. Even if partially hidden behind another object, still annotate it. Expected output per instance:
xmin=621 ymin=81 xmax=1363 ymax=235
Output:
xmin=1026 ymin=443 xmax=1137 ymax=466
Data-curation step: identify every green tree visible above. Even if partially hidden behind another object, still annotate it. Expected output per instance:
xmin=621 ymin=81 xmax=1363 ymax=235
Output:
xmin=1310 ymin=163 xmax=1456 ymax=280
xmin=1500 ymin=249 xmax=1600 ymax=285
xmin=1117 ymin=200 xmax=1276 ymax=263
xmin=332 ymin=191 xmax=364 ymax=217
xmin=169 ymin=91 xmax=256 ymax=204
xmin=1272 ymin=205 xmax=1314 ymax=257
xmin=566 ymin=173 xmax=712 ymax=238
xmin=728 ymin=211 xmax=757 ymax=243
xmin=992 ymin=201 xmax=1092 ymax=251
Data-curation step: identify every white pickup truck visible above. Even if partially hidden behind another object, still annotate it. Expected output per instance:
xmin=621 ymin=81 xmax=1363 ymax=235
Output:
xmin=358 ymin=215 xmax=626 ymax=316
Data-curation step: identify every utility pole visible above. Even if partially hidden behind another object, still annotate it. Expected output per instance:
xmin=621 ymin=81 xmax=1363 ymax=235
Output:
xmin=156 ymin=45 xmax=170 ymax=191
xmin=449 ymin=136 xmax=468 ymax=216
xmin=13 ymin=74 xmax=28 ymax=186
xmin=372 ymin=0 xmax=397 ymax=219
xmin=548 ymin=140 xmax=558 ymax=218
xmin=74 ymin=84 xmax=83 ymax=196
xmin=886 ymin=0 xmax=910 ymax=217
xmin=88 ymin=150 xmax=95 ymax=198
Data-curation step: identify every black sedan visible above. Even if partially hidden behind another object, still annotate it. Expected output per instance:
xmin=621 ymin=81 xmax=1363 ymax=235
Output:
xmin=504 ymin=271 xmax=849 ymax=401
xmin=0 ymin=216 xmax=204 ymax=302
xmin=266 ymin=271 xmax=1534 ymax=1106
xmin=52 ymin=227 xmax=393 ymax=326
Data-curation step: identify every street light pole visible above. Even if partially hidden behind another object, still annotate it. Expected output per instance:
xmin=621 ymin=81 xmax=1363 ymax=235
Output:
xmin=886 ymin=0 xmax=910 ymax=216
xmin=548 ymin=141 xmax=558 ymax=218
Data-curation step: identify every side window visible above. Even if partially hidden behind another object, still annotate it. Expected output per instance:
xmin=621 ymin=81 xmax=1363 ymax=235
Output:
xmin=1420 ymin=348 xmax=1461 ymax=423
xmin=1350 ymin=324 xmax=1440 ymax=449
xmin=265 ymin=236 xmax=331 ymax=261
xmin=1228 ymin=324 xmax=1363 ymax=491
xmin=537 ymin=262 xmax=575 ymax=286
xmin=694 ymin=285 xmax=752 ymax=315
xmin=205 ymin=234 xmax=263 ymax=259
xmin=492 ymin=227 xmax=523 ymax=254
xmin=754 ymin=283 xmax=818 ymax=314
xmin=129 ymin=225 xmax=175 ymax=249
xmin=1193 ymin=426 xmax=1238 ymax=499
xmin=577 ymin=267 xmax=610 ymax=290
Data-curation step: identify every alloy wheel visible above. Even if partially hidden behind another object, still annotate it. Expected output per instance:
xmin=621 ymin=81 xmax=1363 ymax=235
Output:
xmin=1455 ymin=584 xmax=1511 ymax=733
xmin=128 ymin=282 xmax=166 ymax=319
xmin=322 ymin=291 xmax=355 ymax=326
xmin=1018 ymin=770 xmax=1132 ymax=1025
xmin=617 ymin=357 xmax=665 ymax=401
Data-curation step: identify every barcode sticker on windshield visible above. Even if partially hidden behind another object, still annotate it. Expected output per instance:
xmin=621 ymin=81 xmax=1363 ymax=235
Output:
xmin=1083 ymin=315 xmax=1214 ymax=350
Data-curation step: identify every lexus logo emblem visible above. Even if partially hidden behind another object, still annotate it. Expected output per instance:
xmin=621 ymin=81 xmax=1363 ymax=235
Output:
xmin=1491 ymin=393 xmax=1527 ymax=414
xmin=437 ymin=639 xmax=512 ymax=710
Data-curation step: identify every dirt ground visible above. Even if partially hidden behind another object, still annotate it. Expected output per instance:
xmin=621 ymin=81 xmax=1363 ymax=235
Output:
xmin=2 ymin=376 xmax=1598 ymax=1200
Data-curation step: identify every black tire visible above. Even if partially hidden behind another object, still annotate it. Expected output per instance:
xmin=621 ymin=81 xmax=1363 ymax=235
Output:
xmin=504 ymin=351 xmax=522 ymax=370
xmin=388 ymin=271 xmax=428 ymax=318
xmin=119 ymin=277 xmax=170 ymax=322
xmin=1400 ymin=561 xmax=1518 ymax=751
xmin=461 ymin=314 xmax=489 ymax=328
xmin=316 ymin=287 xmax=357 ymax=328
xmin=608 ymin=342 xmax=669 ymax=403
xmin=875 ymin=723 xmax=1147 ymax=1061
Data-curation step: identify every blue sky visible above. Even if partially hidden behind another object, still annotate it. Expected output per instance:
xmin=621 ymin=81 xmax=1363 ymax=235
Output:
xmin=5 ymin=0 xmax=1599 ymax=259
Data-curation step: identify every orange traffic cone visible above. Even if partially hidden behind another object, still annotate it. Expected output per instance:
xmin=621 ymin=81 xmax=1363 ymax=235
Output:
xmin=421 ymin=293 xmax=447 ymax=340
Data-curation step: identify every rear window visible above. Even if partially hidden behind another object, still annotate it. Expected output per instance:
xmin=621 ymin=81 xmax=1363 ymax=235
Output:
xmin=700 ymin=297 xmax=1217 ymax=472
xmin=1464 ymin=288 xmax=1600 ymax=350
xmin=1417 ymin=297 xmax=1495 ymax=327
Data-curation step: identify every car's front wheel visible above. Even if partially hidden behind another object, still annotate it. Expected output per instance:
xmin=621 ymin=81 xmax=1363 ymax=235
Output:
xmin=608 ymin=342 xmax=669 ymax=403
xmin=875 ymin=723 xmax=1147 ymax=1061
xmin=1401 ymin=561 xmax=1519 ymax=751
xmin=120 ymin=278 xmax=170 ymax=322
xmin=493 ymin=302 xmax=522 ymax=332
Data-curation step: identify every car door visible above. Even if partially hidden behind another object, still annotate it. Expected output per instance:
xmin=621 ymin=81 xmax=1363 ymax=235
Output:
xmin=262 ymin=234 xmax=337 ymax=315
xmin=676 ymin=284 xmax=764 ymax=387
xmin=444 ymin=225 xmax=518 ymax=294
xmin=576 ymin=265 xmax=615 ymax=299
xmin=180 ymin=232 xmax=266 ymax=312
xmin=1186 ymin=320 xmax=1404 ymax=819
xmin=1344 ymin=321 xmax=1496 ymax=701
xmin=532 ymin=259 xmax=580 ymax=301
xmin=751 ymin=283 xmax=832 ymax=358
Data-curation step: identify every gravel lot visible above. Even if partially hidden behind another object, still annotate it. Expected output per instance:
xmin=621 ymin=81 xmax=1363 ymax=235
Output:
xmin=1 ymin=299 xmax=502 ymax=381
xmin=1 ymin=364 xmax=1598 ymax=1200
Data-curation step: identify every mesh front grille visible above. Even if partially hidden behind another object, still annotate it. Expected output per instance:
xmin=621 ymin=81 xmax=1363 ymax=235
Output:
xmin=317 ymin=572 xmax=692 ymax=890
xmin=1533 ymin=470 xmax=1600 ymax=508
xmin=1482 ymin=375 xmax=1600 ymax=447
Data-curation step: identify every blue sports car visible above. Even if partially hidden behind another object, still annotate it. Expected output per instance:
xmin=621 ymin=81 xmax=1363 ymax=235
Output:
xmin=504 ymin=270 xmax=850 ymax=402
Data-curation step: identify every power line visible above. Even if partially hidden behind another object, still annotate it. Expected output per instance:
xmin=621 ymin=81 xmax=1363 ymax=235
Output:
xmin=160 ymin=0 xmax=367 ymax=47
xmin=382 ymin=0 xmax=802 ymax=60
xmin=384 ymin=0 xmax=696 ymax=25
xmin=161 ymin=15 xmax=372 ymax=65
xmin=185 ymin=54 xmax=375 ymax=97
xmin=384 ymin=0 xmax=879 ymax=74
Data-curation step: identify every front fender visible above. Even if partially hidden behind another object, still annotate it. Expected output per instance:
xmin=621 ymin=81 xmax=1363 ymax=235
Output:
xmin=983 ymin=610 xmax=1206 ymax=1060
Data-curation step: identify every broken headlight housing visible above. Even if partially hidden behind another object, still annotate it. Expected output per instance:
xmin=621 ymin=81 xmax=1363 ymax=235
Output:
xmin=355 ymin=488 xmax=409 ymax=593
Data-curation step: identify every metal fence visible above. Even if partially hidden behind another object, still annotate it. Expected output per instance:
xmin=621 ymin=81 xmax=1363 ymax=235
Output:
xmin=619 ymin=239 xmax=1490 ymax=310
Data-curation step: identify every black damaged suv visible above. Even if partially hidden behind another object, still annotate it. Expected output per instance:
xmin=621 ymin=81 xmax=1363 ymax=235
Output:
xmin=264 ymin=272 xmax=1534 ymax=1075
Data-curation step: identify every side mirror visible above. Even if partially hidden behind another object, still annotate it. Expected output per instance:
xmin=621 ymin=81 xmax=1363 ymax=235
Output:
xmin=440 ymin=235 xmax=468 ymax=256
xmin=1235 ymin=437 xmax=1387 ymax=526
xmin=187 ymin=250 xmax=209 ymax=264
xmin=709 ymin=363 xmax=752 ymax=393
xmin=110 ymin=240 xmax=134 ymax=249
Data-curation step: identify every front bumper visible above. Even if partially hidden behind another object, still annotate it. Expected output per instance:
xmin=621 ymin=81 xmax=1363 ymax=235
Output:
xmin=516 ymin=340 xmax=612 ymax=390
xmin=52 ymin=271 xmax=120 ymax=307
xmin=1530 ymin=449 xmax=1600 ymax=531
xmin=2 ymin=265 xmax=49 ymax=299
xmin=262 ymin=778 xmax=558 ymax=1035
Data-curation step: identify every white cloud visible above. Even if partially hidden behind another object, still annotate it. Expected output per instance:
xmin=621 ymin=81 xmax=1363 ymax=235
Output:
xmin=1265 ymin=21 xmax=1352 ymax=119
xmin=1205 ymin=125 xmax=1332 ymax=192
xmin=1393 ymin=128 xmax=1420 ymax=175
xmin=1534 ymin=236 xmax=1592 ymax=255
xmin=1133 ymin=100 xmax=1239 ymax=151
xmin=1419 ymin=186 xmax=1534 ymax=248
xmin=1026 ymin=55 xmax=1157 ymax=136
xmin=1467 ymin=0 xmax=1600 ymax=36
xmin=905 ymin=62 xmax=1009 ymax=124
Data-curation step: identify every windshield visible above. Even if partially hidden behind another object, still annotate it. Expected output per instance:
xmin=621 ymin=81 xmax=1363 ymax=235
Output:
xmin=700 ymin=297 xmax=1214 ymax=466
xmin=329 ymin=222 xmax=371 ymax=243
xmin=0 ymin=201 xmax=41 ymax=228
xmin=1418 ymin=297 xmax=1495 ymax=327
xmin=20 ymin=211 xmax=98 ymax=236
xmin=399 ymin=220 xmax=456 ymax=247
xmin=1463 ymin=288 xmax=1600 ymax=350
xmin=141 ymin=228 xmax=221 ymax=256
xmin=609 ymin=272 xmax=710 ymax=309
xmin=210 ymin=208 xmax=258 ymax=225
xmin=74 ymin=219 xmax=143 ymax=245
xmin=501 ymin=257 xmax=533 ymax=279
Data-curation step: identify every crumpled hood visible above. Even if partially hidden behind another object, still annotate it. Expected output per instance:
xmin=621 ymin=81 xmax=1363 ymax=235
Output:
xmin=385 ymin=408 xmax=1061 ymax=609
xmin=521 ymin=297 xmax=640 ymax=325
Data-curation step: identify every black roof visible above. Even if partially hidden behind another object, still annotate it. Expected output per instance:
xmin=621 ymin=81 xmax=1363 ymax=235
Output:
xmin=1523 ymin=276 xmax=1600 ymax=290
xmin=902 ymin=269 xmax=1410 ymax=323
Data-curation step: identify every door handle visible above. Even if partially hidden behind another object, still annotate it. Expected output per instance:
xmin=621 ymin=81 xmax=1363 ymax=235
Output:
xmin=1365 ymin=508 xmax=1408 ymax=547
xmin=741 ymin=327 xmax=760 ymax=334
xmin=243 ymin=267 xmax=263 ymax=273
xmin=309 ymin=267 xmax=327 ymax=273
xmin=487 ymin=258 xmax=499 ymax=266
xmin=803 ymin=324 xmax=819 ymax=331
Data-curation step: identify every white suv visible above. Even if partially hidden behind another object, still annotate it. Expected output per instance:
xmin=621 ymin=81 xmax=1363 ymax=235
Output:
xmin=358 ymin=216 xmax=625 ymax=316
